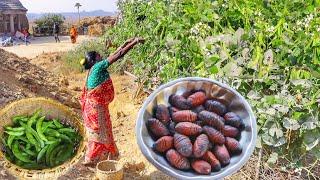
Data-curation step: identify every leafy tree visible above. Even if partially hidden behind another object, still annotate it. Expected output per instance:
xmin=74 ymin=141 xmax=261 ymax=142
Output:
xmin=34 ymin=14 xmax=65 ymax=28
xmin=75 ymin=3 xmax=82 ymax=24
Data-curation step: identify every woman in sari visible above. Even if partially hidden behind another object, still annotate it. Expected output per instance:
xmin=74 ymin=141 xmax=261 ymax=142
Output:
xmin=70 ymin=26 xmax=78 ymax=44
xmin=80 ymin=37 xmax=144 ymax=166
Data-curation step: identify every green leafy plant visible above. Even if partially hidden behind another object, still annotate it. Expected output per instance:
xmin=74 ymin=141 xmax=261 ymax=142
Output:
xmin=104 ymin=0 xmax=320 ymax=166
xmin=34 ymin=14 xmax=65 ymax=28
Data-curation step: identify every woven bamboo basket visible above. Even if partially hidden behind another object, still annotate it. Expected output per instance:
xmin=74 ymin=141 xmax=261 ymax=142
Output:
xmin=95 ymin=160 xmax=123 ymax=180
xmin=0 ymin=97 xmax=87 ymax=180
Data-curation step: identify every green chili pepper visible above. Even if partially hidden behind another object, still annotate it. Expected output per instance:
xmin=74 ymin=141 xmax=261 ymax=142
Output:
xmin=16 ymin=136 xmax=28 ymax=143
xmin=22 ymin=146 xmax=37 ymax=157
xmin=7 ymin=135 xmax=15 ymax=149
xmin=44 ymin=128 xmax=60 ymax=137
xmin=5 ymin=127 xmax=25 ymax=132
xmin=61 ymin=131 xmax=78 ymax=141
xmin=27 ymin=114 xmax=44 ymax=148
xmin=4 ymin=131 xmax=24 ymax=136
xmin=36 ymin=116 xmax=48 ymax=142
xmin=41 ymin=121 xmax=55 ymax=132
xmin=1 ymin=137 xmax=15 ymax=162
xmin=19 ymin=121 xmax=27 ymax=128
xmin=27 ymin=111 xmax=40 ymax=127
xmin=12 ymin=141 xmax=33 ymax=163
xmin=53 ymin=119 xmax=63 ymax=129
xmin=46 ymin=136 xmax=58 ymax=141
xmin=45 ymin=142 xmax=59 ymax=166
xmin=60 ymin=134 xmax=72 ymax=143
xmin=58 ymin=128 xmax=76 ymax=134
xmin=37 ymin=145 xmax=49 ymax=163
xmin=26 ymin=143 xmax=31 ymax=150
xmin=45 ymin=140 xmax=60 ymax=145
xmin=27 ymin=127 xmax=44 ymax=148
xmin=26 ymin=129 xmax=40 ymax=152
xmin=44 ymin=129 xmax=71 ymax=143
xmin=45 ymin=136 xmax=61 ymax=145
xmin=12 ymin=115 xmax=28 ymax=123
xmin=49 ymin=145 xmax=65 ymax=166
xmin=56 ymin=143 xmax=74 ymax=163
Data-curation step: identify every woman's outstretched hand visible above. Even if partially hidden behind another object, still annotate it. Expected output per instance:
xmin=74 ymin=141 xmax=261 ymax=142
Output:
xmin=108 ymin=37 xmax=145 ymax=64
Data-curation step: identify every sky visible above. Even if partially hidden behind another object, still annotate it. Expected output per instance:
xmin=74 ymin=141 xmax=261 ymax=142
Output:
xmin=20 ymin=0 xmax=118 ymax=13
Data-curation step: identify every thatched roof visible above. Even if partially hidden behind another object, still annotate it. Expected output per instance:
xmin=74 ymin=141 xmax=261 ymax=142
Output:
xmin=0 ymin=0 xmax=27 ymax=12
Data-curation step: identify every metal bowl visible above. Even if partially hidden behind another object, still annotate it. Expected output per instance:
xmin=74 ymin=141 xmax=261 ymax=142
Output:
xmin=136 ymin=77 xmax=257 ymax=179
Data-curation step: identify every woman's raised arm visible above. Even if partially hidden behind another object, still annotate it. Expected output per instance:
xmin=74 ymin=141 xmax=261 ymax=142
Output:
xmin=108 ymin=37 xmax=145 ymax=64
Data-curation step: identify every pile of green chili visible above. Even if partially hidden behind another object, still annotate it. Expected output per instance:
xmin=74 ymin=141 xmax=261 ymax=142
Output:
xmin=1 ymin=110 xmax=82 ymax=170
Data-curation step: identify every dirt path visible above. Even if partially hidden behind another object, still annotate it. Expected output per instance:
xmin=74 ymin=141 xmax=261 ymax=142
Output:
xmin=0 ymin=36 xmax=94 ymax=58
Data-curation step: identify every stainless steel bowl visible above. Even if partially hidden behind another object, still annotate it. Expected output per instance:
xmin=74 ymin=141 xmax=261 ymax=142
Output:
xmin=136 ymin=77 xmax=257 ymax=179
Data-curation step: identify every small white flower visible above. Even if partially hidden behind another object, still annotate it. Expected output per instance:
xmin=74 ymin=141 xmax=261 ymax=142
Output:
xmin=297 ymin=21 xmax=302 ymax=26
xmin=266 ymin=26 xmax=275 ymax=33
xmin=254 ymin=11 xmax=262 ymax=16
xmin=304 ymin=21 xmax=311 ymax=28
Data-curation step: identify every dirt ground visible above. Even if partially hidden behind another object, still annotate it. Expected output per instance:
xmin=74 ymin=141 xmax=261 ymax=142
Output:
xmin=0 ymin=36 xmax=94 ymax=58
xmin=0 ymin=48 xmax=315 ymax=179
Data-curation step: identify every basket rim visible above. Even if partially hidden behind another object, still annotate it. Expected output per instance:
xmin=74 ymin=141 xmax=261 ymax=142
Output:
xmin=96 ymin=160 xmax=123 ymax=174
xmin=0 ymin=97 xmax=87 ymax=177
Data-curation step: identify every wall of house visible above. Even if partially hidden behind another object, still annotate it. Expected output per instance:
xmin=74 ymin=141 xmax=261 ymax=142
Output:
xmin=0 ymin=13 xmax=29 ymax=34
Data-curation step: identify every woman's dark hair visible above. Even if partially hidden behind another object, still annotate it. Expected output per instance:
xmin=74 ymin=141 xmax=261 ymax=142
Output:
xmin=83 ymin=51 xmax=98 ymax=69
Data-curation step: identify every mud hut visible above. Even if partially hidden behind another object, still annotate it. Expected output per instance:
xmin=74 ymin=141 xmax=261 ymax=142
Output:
xmin=0 ymin=0 xmax=28 ymax=34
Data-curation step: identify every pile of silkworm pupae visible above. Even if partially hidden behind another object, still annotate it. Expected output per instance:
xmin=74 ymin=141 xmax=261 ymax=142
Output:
xmin=146 ymin=90 xmax=245 ymax=175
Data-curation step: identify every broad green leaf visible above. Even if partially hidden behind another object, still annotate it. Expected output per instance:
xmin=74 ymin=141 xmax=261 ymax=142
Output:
xmin=269 ymin=125 xmax=283 ymax=138
xmin=300 ymin=117 xmax=319 ymax=130
xmin=303 ymin=129 xmax=320 ymax=151
xmin=272 ymin=104 xmax=289 ymax=114
xmin=247 ymin=90 xmax=261 ymax=100
xmin=261 ymin=133 xmax=286 ymax=147
xmin=265 ymin=108 xmax=276 ymax=115
xmin=283 ymin=118 xmax=300 ymax=130
xmin=209 ymin=65 xmax=219 ymax=74
xmin=208 ymin=55 xmax=220 ymax=64
xmin=267 ymin=152 xmax=278 ymax=165
xmin=263 ymin=49 xmax=273 ymax=65
xmin=290 ymin=80 xmax=312 ymax=88
xmin=223 ymin=62 xmax=243 ymax=77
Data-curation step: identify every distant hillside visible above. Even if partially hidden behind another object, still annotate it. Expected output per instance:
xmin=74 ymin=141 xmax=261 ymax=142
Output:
xmin=27 ymin=10 xmax=116 ymax=21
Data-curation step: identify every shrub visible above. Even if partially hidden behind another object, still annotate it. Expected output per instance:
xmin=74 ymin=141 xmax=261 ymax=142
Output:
xmin=34 ymin=14 xmax=65 ymax=28
xmin=103 ymin=0 xmax=320 ymax=168
xmin=62 ymin=39 xmax=111 ymax=72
